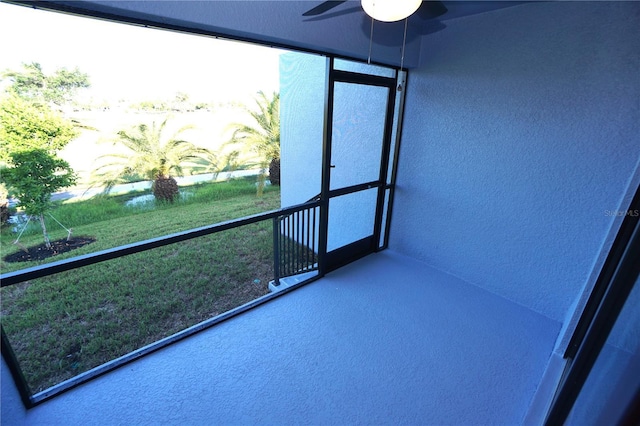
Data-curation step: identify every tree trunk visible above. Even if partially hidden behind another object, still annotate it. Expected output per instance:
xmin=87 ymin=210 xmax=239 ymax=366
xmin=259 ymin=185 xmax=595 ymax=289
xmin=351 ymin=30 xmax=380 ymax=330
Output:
xmin=0 ymin=199 xmax=8 ymax=226
xmin=38 ymin=214 xmax=52 ymax=249
xmin=153 ymin=175 xmax=179 ymax=203
xmin=269 ymin=158 xmax=280 ymax=186
xmin=256 ymin=169 xmax=266 ymax=197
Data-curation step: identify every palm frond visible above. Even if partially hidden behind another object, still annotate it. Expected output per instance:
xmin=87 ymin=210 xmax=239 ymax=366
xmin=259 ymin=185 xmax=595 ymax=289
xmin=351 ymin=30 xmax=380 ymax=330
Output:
xmin=91 ymin=117 xmax=213 ymax=192
xmin=226 ymin=91 xmax=280 ymax=164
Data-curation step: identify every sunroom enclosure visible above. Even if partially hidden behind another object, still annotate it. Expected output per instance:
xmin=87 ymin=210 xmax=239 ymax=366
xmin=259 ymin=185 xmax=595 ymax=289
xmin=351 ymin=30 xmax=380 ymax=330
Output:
xmin=1 ymin=47 xmax=407 ymax=405
xmin=2 ymin=1 xmax=639 ymax=424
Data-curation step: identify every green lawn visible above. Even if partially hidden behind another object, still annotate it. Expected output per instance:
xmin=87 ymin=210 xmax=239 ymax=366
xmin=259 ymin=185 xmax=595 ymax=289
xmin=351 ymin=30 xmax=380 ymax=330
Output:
xmin=0 ymin=178 xmax=280 ymax=393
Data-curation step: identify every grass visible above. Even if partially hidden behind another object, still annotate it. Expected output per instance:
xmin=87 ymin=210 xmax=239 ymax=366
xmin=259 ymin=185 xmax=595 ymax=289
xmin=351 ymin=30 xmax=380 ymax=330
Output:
xmin=1 ymin=178 xmax=276 ymax=271
xmin=0 ymin=177 xmax=280 ymax=393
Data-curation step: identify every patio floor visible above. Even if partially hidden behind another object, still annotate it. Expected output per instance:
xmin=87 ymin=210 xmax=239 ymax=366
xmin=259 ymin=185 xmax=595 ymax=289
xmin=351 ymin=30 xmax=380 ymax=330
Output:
xmin=5 ymin=250 xmax=560 ymax=425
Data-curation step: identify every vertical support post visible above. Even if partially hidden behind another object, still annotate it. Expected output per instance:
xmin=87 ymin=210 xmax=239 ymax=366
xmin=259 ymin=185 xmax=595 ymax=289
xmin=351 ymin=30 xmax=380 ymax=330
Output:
xmin=318 ymin=57 xmax=333 ymax=277
xmin=382 ymin=69 xmax=408 ymax=249
xmin=373 ymin=79 xmax=397 ymax=251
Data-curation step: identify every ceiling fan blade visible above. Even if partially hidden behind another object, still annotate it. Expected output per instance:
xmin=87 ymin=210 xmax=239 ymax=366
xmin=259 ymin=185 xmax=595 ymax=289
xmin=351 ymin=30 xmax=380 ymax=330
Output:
xmin=302 ymin=1 xmax=348 ymax=17
xmin=415 ymin=1 xmax=448 ymax=20
xmin=303 ymin=5 xmax=363 ymax=22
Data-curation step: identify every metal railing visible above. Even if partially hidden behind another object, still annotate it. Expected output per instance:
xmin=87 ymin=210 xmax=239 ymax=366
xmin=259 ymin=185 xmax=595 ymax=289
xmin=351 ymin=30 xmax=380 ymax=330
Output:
xmin=273 ymin=200 xmax=320 ymax=286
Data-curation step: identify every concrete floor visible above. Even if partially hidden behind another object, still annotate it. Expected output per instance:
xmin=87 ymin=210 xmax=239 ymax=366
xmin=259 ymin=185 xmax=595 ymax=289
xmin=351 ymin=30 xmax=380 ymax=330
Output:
xmin=2 ymin=250 xmax=560 ymax=425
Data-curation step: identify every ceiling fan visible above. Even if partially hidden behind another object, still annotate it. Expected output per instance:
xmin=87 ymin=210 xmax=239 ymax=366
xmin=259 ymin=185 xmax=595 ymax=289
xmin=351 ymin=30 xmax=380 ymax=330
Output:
xmin=302 ymin=0 xmax=448 ymax=72
xmin=302 ymin=1 xmax=448 ymax=23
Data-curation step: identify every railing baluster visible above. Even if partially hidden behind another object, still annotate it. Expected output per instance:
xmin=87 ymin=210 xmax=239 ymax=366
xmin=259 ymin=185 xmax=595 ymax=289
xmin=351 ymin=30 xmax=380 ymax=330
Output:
xmin=303 ymin=210 xmax=307 ymax=271
xmin=285 ymin=215 xmax=290 ymax=276
xmin=296 ymin=211 xmax=302 ymax=272
xmin=291 ymin=213 xmax=294 ymax=275
xmin=289 ymin=215 xmax=293 ymax=276
xmin=273 ymin=201 xmax=322 ymax=279
xmin=279 ymin=217 xmax=282 ymax=275
xmin=288 ymin=214 xmax=293 ymax=276
xmin=273 ymin=216 xmax=280 ymax=287
xmin=294 ymin=211 xmax=298 ymax=273
xmin=304 ymin=208 xmax=309 ymax=271
xmin=307 ymin=207 xmax=312 ymax=270
xmin=309 ymin=209 xmax=316 ymax=269
xmin=282 ymin=217 xmax=286 ymax=275
xmin=281 ymin=216 xmax=286 ymax=276
xmin=312 ymin=206 xmax=316 ymax=267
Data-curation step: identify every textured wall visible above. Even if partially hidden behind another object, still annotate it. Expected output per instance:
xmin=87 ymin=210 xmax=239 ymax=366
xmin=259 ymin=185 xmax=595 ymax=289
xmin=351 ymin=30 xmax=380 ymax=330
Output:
xmin=279 ymin=52 xmax=326 ymax=206
xmin=391 ymin=1 xmax=640 ymax=323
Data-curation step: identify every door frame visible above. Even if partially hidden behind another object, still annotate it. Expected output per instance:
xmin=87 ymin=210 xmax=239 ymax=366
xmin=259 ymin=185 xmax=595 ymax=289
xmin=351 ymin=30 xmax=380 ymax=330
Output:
xmin=317 ymin=58 xmax=399 ymax=274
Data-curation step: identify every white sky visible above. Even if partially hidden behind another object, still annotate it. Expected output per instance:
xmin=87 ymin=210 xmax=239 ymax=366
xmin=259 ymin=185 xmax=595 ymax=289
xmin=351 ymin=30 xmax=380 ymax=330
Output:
xmin=0 ymin=2 xmax=285 ymax=104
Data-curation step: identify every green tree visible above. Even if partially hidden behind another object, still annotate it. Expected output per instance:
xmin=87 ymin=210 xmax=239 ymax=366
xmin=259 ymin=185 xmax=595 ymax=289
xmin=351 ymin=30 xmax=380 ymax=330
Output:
xmin=3 ymin=149 xmax=76 ymax=248
xmin=0 ymin=62 xmax=89 ymax=163
xmin=228 ymin=91 xmax=280 ymax=193
xmin=2 ymin=62 xmax=90 ymax=105
xmin=0 ymin=94 xmax=77 ymax=163
xmin=0 ymin=63 xmax=86 ymax=241
xmin=2 ymin=62 xmax=45 ymax=100
xmin=94 ymin=118 xmax=212 ymax=202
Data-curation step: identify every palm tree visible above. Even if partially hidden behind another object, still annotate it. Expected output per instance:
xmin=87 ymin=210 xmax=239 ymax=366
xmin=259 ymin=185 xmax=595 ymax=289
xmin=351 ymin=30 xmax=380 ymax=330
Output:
xmin=228 ymin=91 xmax=280 ymax=191
xmin=94 ymin=118 xmax=211 ymax=202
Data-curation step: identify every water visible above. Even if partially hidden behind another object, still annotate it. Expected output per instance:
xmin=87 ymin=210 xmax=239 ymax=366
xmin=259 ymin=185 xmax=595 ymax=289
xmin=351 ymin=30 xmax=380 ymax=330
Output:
xmin=124 ymin=190 xmax=194 ymax=208
xmin=125 ymin=194 xmax=155 ymax=207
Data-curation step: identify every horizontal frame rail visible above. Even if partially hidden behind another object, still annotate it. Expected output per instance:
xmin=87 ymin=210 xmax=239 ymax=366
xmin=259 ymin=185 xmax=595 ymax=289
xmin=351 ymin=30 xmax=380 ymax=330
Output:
xmin=328 ymin=180 xmax=380 ymax=198
xmin=331 ymin=69 xmax=396 ymax=88
xmin=1 ymin=200 xmax=321 ymax=287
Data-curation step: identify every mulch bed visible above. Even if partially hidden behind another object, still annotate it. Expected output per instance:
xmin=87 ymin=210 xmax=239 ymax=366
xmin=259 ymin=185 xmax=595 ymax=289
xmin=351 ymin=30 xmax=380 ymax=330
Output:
xmin=3 ymin=236 xmax=96 ymax=263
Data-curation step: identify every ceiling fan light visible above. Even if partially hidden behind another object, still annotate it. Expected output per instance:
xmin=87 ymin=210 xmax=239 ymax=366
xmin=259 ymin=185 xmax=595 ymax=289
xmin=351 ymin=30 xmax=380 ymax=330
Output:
xmin=361 ymin=0 xmax=422 ymax=22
